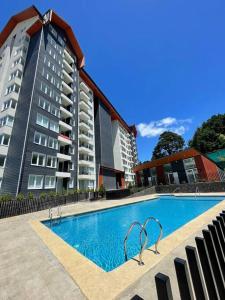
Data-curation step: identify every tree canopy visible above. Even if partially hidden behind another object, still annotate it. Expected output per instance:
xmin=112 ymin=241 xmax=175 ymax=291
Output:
xmin=189 ymin=114 xmax=225 ymax=153
xmin=152 ymin=131 xmax=185 ymax=160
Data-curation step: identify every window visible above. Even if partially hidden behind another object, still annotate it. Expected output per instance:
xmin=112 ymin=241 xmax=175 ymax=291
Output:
xmin=48 ymin=136 xmax=58 ymax=150
xmin=14 ymin=46 xmax=27 ymax=56
xmin=49 ymin=120 xmax=59 ymax=133
xmin=40 ymin=81 xmax=52 ymax=97
xmin=69 ymin=146 xmax=75 ymax=154
xmin=45 ymin=176 xmax=56 ymax=189
xmin=28 ymin=175 xmax=44 ymax=189
xmin=0 ymin=134 xmax=10 ymax=146
xmin=33 ymin=131 xmax=47 ymax=146
xmin=0 ymin=155 xmax=6 ymax=167
xmin=46 ymin=156 xmax=57 ymax=168
xmin=5 ymin=83 xmax=20 ymax=95
xmin=9 ymin=69 xmax=22 ymax=81
xmin=42 ymin=68 xmax=61 ymax=89
xmin=36 ymin=113 xmax=49 ymax=128
xmin=68 ymin=178 xmax=74 ymax=188
xmin=2 ymin=99 xmax=16 ymax=111
xmin=69 ymin=162 xmax=74 ymax=171
xmin=38 ymin=96 xmax=50 ymax=111
xmin=0 ymin=116 xmax=14 ymax=127
xmin=50 ymin=105 xmax=60 ymax=117
xmin=31 ymin=152 xmax=46 ymax=167
xmin=11 ymin=57 xmax=24 ymax=68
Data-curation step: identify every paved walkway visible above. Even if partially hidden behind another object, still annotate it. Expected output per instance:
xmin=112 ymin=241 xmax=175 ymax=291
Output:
xmin=0 ymin=193 xmax=224 ymax=299
xmin=0 ymin=195 xmax=154 ymax=300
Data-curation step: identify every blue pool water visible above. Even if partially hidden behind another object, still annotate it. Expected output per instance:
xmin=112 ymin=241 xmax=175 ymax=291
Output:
xmin=43 ymin=195 xmax=223 ymax=272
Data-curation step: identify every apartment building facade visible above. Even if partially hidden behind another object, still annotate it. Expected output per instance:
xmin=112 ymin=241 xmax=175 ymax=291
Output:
xmin=0 ymin=6 xmax=138 ymax=196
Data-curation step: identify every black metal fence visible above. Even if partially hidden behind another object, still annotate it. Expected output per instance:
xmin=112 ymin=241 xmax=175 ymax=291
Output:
xmin=0 ymin=192 xmax=102 ymax=219
xmin=154 ymin=210 xmax=225 ymax=300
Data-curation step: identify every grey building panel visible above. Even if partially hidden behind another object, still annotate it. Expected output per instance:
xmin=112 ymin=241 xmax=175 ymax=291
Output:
xmin=103 ymin=169 xmax=117 ymax=190
xmin=1 ymin=30 xmax=42 ymax=195
xmin=95 ymin=99 xmax=114 ymax=169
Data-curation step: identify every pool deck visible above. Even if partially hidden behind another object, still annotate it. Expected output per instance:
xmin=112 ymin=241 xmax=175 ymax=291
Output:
xmin=0 ymin=193 xmax=225 ymax=299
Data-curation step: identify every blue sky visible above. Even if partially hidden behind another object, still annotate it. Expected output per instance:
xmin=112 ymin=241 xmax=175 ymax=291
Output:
xmin=1 ymin=0 xmax=225 ymax=162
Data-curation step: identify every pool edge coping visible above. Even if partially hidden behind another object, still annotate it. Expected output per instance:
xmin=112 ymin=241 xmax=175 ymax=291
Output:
xmin=30 ymin=194 xmax=225 ymax=300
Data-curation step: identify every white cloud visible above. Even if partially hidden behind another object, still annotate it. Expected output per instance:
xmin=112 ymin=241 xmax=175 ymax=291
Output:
xmin=137 ymin=117 xmax=192 ymax=138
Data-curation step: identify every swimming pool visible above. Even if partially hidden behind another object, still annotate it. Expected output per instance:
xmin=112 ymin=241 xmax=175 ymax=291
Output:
xmin=43 ymin=195 xmax=223 ymax=272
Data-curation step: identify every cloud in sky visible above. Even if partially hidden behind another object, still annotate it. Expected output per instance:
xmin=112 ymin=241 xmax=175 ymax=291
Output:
xmin=137 ymin=117 xmax=192 ymax=138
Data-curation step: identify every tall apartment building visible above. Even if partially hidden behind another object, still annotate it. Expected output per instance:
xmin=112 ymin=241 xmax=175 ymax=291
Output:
xmin=0 ymin=6 xmax=138 ymax=196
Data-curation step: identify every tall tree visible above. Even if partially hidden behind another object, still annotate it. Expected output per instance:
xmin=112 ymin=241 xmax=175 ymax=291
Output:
xmin=189 ymin=114 xmax=225 ymax=153
xmin=152 ymin=131 xmax=185 ymax=159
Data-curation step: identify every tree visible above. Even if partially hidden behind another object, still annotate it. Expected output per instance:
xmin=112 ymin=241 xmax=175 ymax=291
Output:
xmin=152 ymin=131 xmax=185 ymax=159
xmin=189 ymin=114 xmax=225 ymax=153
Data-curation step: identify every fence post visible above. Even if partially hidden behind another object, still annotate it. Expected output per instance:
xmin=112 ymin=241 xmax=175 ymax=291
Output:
xmin=155 ymin=272 xmax=173 ymax=300
xmin=213 ymin=220 xmax=225 ymax=256
xmin=174 ymin=257 xmax=194 ymax=300
xmin=216 ymin=216 xmax=225 ymax=236
xmin=202 ymin=229 xmax=225 ymax=299
xmin=195 ymin=237 xmax=219 ymax=300
xmin=185 ymin=246 xmax=207 ymax=300
xmin=130 ymin=295 xmax=144 ymax=300
xmin=208 ymin=224 xmax=225 ymax=279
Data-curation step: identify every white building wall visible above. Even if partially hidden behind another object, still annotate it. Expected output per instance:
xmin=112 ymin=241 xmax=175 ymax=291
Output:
xmin=112 ymin=120 xmax=123 ymax=171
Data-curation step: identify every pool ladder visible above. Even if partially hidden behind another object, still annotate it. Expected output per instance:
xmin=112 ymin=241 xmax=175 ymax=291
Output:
xmin=49 ymin=205 xmax=62 ymax=225
xmin=124 ymin=217 xmax=163 ymax=266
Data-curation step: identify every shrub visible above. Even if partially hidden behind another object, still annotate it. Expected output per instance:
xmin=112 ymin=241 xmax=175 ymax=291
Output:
xmin=0 ymin=193 xmax=12 ymax=202
xmin=39 ymin=192 xmax=47 ymax=200
xmin=16 ymin=193 xmax=24 ymax=201
xmin=48 ymin=191 xmax=57 ymax=199
xmin=27 ymin=192 xmax=34 ymax=200
xmin=98 ymin=184 xmax=105 ymax=196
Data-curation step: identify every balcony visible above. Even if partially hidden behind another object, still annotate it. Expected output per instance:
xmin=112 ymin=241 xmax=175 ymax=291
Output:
xmin=80 ymin=81 xmax=90 ymax=94
xmin=61 ymin=93 xmax=73 ymax=106
xmin=80 ymin=90 xmax=90 ymax=103
xmin=0 ymin=107 xmax=16 ymax=119
xmin=3 ymin=91 xmax=19 ymax=103
xmin=57 ymin=153 xmax=71 ymax=161
xmin=79 ymin=144 xmax=94 ymax=154
xmin=79 ymin=99 xmax=90 ymax=112
xmin=60 ymin=106 xmax=73 ymax=118
xmin=63 ymin=59 xmax=73 ymax=74
xmin=64 ymin=48 xmax=74 ymax=64
xmin=79 ymin=159 xmax=94 ymax=167
xmin=79 ymin=132 xmax=93 ymax=143
xmin=62 ymin=69 xmax=73 ymax=84
xmin=78 ymin=173 xmax=95 ymax=180
xmin=59 ymin=120 xmax=72 ymax=132
xmin=56 ymin=171 xmax=71 ymax=178
xmin=58 ymin=134 xmax=72 ymax=145
xmin=0 ymin=145 xmax=8 ymax=156
xmin=79 ymin=120 xmax=90 ymax=131
xmin=62 ymin=81 xmax=73 ymax=95
xmin=0 ymin=126 xmax=12 ymax=136
xmin=79 ymin=109 xmax=90 ymax=121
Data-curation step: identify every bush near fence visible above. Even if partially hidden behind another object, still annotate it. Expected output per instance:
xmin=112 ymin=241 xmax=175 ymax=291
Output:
xmin=0 ymin=191 xmax=102 ymax=219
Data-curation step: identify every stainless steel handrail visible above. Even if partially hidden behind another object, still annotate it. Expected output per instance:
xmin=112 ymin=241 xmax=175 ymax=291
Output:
xmin=172 ymin=187 xmax=180 ymax=195
xmin=140 ymin=217 xmax=163 ymax=254
xmin=195 ymin=186 xmax=200 ymax=199
xmin=124 ymin=221 xmax=147 ymax=266
xmin=49 ymin=205 xmax=62 ymax=225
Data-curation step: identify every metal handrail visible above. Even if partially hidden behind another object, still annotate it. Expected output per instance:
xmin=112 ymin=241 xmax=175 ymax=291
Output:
xmin=172 ymin=187 xmax=180 ymax=195
xmin=140 ymin=217 xmax=163 ymax=254
xmin=49 ymin=205 xmax=62 ymax=225
xmin=124 ymin=221 xmax=147 ymax=266
xmin=195 ymin=186 xmax=200 ymax=199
